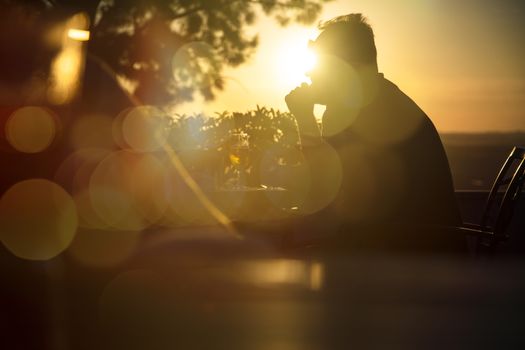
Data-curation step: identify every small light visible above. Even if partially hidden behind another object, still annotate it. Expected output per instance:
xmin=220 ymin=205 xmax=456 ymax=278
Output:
xmin=67 ymin=28 xmax=90 ymax=41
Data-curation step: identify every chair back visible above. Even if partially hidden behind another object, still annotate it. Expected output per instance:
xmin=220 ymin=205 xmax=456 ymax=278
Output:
xmin=481 ymin=147 xmax=525 ymax=242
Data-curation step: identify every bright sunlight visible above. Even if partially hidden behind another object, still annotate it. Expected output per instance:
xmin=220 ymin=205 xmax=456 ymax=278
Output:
xmin=275 ymin=37 xmax=317 ymax=89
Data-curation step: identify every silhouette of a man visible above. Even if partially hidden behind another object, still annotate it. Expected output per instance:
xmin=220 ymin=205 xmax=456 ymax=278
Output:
xmin=285 ymin=14 xmax=461 ymax=247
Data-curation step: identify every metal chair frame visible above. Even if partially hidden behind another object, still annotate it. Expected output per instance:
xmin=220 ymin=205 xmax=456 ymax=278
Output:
xmin=459 ymin=146 xmax=525 ymax=251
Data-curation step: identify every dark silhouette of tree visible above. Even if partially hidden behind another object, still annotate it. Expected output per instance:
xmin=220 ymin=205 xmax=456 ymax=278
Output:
xmin=0 ymin=1 xmax=60 ymax=102
xmin=90 ymin=0 xmax=333 ymax=105
xmin=1 ymin=0 xmax=332 ymax=105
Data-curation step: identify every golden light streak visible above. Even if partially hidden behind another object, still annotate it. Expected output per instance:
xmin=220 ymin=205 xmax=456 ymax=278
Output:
xmin=78 ymin=31 xmax=237 ymax=237
xmin=161 ymin=141 xmax=240 ymax=239
xmin=67 ymin=28 xmax=90 ymax=41
xmin=48 ymin=13 xmax=89 ymax=105
xmin=48 ymin=47 xmax=83 ymax=104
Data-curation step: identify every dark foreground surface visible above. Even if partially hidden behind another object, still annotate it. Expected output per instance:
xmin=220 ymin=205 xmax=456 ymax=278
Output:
xmin=2 ymin=236 xmax=525 ymax=350
xmin=2 ymin=190 xmax=525 ymax=350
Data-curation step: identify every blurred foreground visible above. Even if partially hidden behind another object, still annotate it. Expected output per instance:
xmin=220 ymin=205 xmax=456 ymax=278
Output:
xmin=2 ymin=243 xmax=525 ymax=349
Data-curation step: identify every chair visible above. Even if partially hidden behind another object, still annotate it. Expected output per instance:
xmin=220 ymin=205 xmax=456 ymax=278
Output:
xmin=458 ymin=146 xmax=525 ymax=253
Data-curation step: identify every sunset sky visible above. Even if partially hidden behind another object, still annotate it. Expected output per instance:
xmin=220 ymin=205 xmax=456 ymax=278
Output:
xmin=176 ymin=0 xmax=525 ymax=133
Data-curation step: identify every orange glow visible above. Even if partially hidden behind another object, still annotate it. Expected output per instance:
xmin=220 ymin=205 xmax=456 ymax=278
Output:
xmin=176 ymin=2 xmax=525 ymax=132
xmin=48 ymin=13 xmax=89 ymax=104
xmin=48 ymin=47 xmax=83 ymax=104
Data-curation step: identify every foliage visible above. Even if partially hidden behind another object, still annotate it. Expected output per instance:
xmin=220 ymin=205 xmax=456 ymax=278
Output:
xmin=1 ymin=0 xmax=332 ymax=105
xmin=169 ymin=106 xmax=297 ymax=148
xmin=166 ymin=106 xmax=302 ymax=187
xmin=83 ymin=0 xmax=333 ymax=105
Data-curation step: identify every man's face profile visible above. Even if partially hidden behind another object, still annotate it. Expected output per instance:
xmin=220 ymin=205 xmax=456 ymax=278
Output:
xmin=306 ymin=39 xmax=363 ymax=106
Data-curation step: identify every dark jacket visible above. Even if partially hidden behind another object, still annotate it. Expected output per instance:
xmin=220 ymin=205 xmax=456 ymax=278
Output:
xmin=323 ymin=74 xmax=461 ymax=227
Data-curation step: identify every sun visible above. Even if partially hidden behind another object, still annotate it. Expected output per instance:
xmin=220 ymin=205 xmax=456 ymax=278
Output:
xmin=276 ymin=39 xmax=317 ymax=89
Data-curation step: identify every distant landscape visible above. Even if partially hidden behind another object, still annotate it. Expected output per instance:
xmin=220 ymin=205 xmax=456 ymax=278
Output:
xmin=441 ymin=132 xmax=525 ymax=191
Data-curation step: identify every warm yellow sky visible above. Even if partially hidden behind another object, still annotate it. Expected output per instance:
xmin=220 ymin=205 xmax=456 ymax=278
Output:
xmin=175 ymin=0 xmax=525 ymax=133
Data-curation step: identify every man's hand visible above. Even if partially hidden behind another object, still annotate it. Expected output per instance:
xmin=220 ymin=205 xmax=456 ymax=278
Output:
xmin=285 ymin=83 xmax=315 ymax=120
xmin=285 ymin=83 xmax=322 ymax=142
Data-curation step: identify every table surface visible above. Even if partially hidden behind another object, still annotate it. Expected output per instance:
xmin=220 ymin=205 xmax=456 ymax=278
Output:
xmin=3 ymin=234 xmax=525 ymax=350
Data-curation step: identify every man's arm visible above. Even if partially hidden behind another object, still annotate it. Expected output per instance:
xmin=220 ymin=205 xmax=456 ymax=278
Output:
xmin=284 ymin=85 xmax=343 ymax=214
xmin=285 ymin=84 xmax=323 ymax=147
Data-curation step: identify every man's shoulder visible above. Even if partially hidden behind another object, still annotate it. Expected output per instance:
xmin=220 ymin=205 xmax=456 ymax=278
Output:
xmin=378 ymin=75 xmax=417 ymax=106
xmin=375 ymin=74 xmax=433 ymax=123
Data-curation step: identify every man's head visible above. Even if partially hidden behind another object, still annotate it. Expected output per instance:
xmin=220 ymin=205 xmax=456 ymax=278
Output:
xmin=311 ymin=13 xmax=377 ymax=71
xmin=307 ymin=14 xmax=378 ymax=104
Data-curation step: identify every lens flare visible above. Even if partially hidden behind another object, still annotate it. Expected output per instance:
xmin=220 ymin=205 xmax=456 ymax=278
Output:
xmin=89 ymin=151 xmax=147 ymax=230
xmin=129 ymin=154 xmax=170 ymax=224
xmin=89 ymin=151 xmax=172 ymax=230
xmin=54 ymin=148 xmax=111 ymax=194
xmin=259 ymin=146 xmax=310 ymax=213
xmin=113 ymin=106 xmax=168 ymax=152
xmin=0 ymin=179 xmax=78 ymax=260
xmin=6 ymin=107 xmax=57 ymax=153
xmin=260 ymin=143 xmax=342 ymax=216
xmin=298 ymin=142 xmax=343 ymax=215
xmin=73 ymin=189 xmax=111 ymax=229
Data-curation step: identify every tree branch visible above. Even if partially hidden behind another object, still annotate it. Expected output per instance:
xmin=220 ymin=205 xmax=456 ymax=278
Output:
xmin=171 ymin=5 xmax=204 ymax=20
xmin=245 ymin=0 xmax=307 ymax=10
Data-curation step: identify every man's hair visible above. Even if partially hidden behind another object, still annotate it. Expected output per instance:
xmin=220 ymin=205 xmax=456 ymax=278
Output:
xmin=315 ymin=14 xmax=377 ymax=69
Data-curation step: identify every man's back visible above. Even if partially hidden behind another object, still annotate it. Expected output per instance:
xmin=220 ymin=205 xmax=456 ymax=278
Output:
xmin=323 ymin=75 xmax=461 ymax=227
